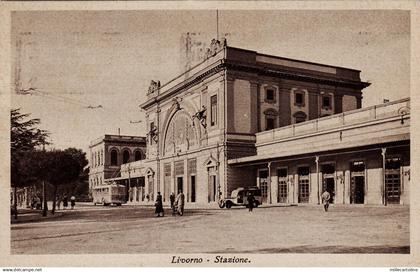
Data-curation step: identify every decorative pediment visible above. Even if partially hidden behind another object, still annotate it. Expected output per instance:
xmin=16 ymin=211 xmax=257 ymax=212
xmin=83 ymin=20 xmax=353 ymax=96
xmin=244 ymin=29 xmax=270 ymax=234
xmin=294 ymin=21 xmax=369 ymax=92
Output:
xmin=203 ymin=155 xmax=218 ymax=168
xmin=263 ymin=108 xmax=278 ymax=116
xmin=145 ymin=167 xmax=155 ymax=176
xmin=293 ymin=111 xmax=307 ymax=118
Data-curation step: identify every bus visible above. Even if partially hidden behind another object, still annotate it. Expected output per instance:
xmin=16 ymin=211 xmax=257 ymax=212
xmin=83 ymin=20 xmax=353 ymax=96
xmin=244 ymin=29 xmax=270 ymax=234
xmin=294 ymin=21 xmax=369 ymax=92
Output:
xmin=92 ymin=184 xmax=126 ymax=206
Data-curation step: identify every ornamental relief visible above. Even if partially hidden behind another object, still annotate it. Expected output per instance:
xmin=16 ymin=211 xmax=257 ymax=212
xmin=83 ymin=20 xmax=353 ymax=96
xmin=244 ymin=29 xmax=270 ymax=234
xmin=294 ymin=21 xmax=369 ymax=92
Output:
xmin=164 ymin=111 xmax=198 ymax=155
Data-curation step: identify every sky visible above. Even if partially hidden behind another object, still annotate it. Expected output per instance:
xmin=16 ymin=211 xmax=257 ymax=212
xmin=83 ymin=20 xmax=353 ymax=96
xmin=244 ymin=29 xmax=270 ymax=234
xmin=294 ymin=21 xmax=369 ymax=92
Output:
xmin=11 ymin=10 xmax=410 ymax=153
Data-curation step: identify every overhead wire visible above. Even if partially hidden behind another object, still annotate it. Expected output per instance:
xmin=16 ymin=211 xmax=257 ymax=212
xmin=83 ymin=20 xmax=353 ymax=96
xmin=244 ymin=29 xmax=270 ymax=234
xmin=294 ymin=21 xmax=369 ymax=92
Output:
xmin=18 ymin=86 xmax=144 ymax=126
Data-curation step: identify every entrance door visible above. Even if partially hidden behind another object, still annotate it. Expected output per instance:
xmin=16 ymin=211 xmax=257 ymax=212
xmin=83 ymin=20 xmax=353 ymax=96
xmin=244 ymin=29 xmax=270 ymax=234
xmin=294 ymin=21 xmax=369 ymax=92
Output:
xmin=350 ymin=161 xmax=365 ymax=204
xmin=353 ymin=176 xmax=365 ymax=204
xmin=322 ymin=164 xmax=335 ymax=203
xmin=277 ymin=168 xmax=288 ymax=203
xmin=191 ymin=176 xmax=196 ymax=202
xmin=385 ymin=157 xmax=401 ymax=204
xmin=147 ymin=176 xmax=154 ymax=201
xmin=259 ymin=170 xmax=268 ymax=203
xmin=177 ymin=177 xmax=184 ymax=193
xmin=208 ymin=175 xmax=216 ymax=202
xmin=298 ymin=167 xmax=310 ymax=203
xmin=164 ymin=163 xmax=171 ymax=201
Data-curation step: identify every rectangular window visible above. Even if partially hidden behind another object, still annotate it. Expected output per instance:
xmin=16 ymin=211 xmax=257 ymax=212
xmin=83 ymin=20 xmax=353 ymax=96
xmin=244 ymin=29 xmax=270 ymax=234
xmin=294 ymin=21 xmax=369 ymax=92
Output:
xmin=210 ymin=95 xmax=217 ymax=126
xmin=295 ymin=93 xmax=304 ymax=105
xmin=298 ymin=167 xmax=310 ymax=203
xmin=266 ymin=89 xmax=275 ymax=101
xmin=277 ymin=168 xmax=288 ymax=203
xmin=385 ymin=157 xmax=401 ymax=204
xmin=266 ymin=117 xmax=275 ymax=131
xmin=259 ymin=170 xmax=268 ymax=203
xmin=322 ymin=96 xmax=331 ymax=109
xmin=174 ymin=160 xmax=184 ymax=176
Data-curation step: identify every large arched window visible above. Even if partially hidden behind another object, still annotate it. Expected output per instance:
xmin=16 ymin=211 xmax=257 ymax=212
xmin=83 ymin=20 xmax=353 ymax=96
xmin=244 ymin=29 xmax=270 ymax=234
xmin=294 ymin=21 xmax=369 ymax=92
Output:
xmin=123 ymin=150 xmax=130 ymax=164
xmin=111 ymin=150 xmax=118 ymax=166
xmin=164 ymin=110 xmax=198 ymax=155
xmin=134 ymin=150 xmax=143 ymax=161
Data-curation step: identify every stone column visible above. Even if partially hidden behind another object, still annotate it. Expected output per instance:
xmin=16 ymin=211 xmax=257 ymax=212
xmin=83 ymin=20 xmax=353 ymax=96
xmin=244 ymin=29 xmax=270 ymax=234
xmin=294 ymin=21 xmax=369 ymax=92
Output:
xmin=315 ymin=156 xmax=320 ymax=204
xmin=381 ymin=148 xmax=387 ymax=206
xmin=267 ymin=162 xmax=272 ymax=204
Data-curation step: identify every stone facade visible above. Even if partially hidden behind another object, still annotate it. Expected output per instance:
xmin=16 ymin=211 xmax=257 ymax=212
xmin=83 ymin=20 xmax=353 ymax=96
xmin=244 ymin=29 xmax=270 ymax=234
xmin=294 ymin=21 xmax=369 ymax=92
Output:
xmin=115 ymin=44 xmax=372 ymax=205
xmin=230 ymin=98 xmax=410 ymax=205
xmin=88 ymin=135 xmax=146 ymax=194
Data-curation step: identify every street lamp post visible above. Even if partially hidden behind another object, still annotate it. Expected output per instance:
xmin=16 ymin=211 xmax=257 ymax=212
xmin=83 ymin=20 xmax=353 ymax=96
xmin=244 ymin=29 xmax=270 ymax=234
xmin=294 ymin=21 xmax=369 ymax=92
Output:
xmin=381 ymin=148 xmax=387 ymax=206
xmin=42 ymin=180 xmax=47 ymax=216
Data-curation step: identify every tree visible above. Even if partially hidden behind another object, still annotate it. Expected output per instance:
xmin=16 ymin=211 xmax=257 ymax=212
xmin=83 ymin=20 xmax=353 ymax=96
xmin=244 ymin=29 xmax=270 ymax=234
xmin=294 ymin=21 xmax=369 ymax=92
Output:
xmin=45 ymin=148 xmax=88 ymax=215
xmin=11 ymin=109 xmax=49 ymax=153
xmin=10 ymin=109 xmax=49 ymax=219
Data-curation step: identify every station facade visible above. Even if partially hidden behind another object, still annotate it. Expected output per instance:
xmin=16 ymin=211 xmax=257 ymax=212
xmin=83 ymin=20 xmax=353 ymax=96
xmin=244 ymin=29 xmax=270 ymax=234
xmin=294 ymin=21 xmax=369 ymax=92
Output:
xmin=92 ymin=43 xmax=410 ymax=206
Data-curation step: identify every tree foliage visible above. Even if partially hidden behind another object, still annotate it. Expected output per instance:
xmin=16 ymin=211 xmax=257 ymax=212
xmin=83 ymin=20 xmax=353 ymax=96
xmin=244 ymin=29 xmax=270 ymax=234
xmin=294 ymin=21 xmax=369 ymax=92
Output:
xmin=11 ymin=109 xmax=50 ymax=188
xmin=11 ymin=108 xmax=49 ymax=153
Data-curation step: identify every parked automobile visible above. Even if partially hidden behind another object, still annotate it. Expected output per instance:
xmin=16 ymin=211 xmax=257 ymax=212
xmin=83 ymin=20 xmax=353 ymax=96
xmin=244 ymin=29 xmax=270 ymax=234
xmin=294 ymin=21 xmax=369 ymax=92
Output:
xmin=219 ymin=186 xmax=262 ymax=209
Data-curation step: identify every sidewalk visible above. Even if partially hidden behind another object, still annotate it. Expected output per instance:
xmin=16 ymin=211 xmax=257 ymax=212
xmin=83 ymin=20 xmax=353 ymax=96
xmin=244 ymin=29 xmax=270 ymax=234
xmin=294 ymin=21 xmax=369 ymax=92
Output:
xmin=11 ymin=208 xmax=64 ymax=224
xmin=123 ymin=200 xmax=295 ymax=210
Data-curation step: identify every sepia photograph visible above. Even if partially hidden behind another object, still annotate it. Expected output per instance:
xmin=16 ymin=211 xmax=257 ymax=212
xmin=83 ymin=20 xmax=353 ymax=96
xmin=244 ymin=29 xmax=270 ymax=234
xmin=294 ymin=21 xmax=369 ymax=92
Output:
xmin=2 ymin=2 xmax=418 ymax=268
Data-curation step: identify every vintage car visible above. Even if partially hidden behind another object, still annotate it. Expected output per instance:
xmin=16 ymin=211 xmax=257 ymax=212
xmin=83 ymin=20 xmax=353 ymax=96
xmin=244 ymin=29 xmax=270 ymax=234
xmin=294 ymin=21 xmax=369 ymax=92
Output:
xmin=219 ymin=186 xmax=262 ymax=209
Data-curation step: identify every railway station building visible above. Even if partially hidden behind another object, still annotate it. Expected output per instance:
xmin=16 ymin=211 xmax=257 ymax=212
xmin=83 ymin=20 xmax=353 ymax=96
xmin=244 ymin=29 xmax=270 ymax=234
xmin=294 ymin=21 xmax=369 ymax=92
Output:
xmin=88 ymin=134 xmax=146 ymax=195
xmin=94 ymin=42 xmax=410 ymax=206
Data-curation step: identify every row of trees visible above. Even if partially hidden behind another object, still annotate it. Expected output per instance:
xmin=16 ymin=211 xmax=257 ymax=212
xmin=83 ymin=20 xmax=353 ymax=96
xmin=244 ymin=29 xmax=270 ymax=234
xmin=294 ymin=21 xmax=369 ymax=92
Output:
xmin=11 ymin=109 xmax=88 ymax=219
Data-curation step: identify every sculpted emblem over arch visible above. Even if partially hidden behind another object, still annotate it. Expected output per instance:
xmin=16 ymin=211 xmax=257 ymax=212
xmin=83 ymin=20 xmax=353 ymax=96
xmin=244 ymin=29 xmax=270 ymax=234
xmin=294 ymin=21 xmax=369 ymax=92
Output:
xmin=163 ymin=110 xmax=198 ymax=155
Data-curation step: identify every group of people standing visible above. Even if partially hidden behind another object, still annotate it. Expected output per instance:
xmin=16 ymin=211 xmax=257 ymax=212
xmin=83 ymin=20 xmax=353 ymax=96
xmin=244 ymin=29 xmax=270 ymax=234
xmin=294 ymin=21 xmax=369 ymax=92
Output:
xmin=154 ymin=190 xmax=185 ymax=217
xmin=55 ymin=194 xmax=76 ymax=210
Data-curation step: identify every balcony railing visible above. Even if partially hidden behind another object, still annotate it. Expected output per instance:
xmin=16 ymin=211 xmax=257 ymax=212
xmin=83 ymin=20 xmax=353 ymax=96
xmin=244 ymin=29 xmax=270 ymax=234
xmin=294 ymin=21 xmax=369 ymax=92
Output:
xmin=256 ymin=98 xmax=410 ymax=145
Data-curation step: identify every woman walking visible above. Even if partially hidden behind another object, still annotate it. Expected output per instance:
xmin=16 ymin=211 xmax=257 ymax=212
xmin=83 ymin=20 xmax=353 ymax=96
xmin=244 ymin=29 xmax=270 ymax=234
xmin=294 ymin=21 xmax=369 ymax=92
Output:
xmin=155 ymin=192 xmax=164 ymax=217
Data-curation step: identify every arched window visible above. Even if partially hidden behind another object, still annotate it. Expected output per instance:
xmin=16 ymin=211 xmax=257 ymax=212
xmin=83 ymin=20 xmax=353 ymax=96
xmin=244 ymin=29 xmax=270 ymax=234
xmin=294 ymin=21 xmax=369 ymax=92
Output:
xmin=123 ymin=150 xmax=130 ymax=164
xmin=135 ymin=150 xmax=143 ymax=161
xmin=263 ymin=109 xmax=278 ymax=131
xmin=111 ymin=150 xmax=118 ymax=166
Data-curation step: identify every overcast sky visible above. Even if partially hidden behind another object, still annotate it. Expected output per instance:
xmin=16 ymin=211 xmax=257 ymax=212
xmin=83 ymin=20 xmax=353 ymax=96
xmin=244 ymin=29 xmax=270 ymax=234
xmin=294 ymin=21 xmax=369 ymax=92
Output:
xmin=11 ymin=10 xmax=410 ymax=153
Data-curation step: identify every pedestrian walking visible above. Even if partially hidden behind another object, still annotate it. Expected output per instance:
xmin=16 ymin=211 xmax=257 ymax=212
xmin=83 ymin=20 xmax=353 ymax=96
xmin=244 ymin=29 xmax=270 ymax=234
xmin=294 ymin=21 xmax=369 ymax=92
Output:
xmin=56 ymin=195 xmax=62 ymax=210
xmin=63 ymin=194 xmax=68 ymax=210
xmin=175 ymin=190 xmax=185 ymax=216
xmin=155 ymin=192 xmax=164 ymax=217
xmin=247 ymin=192 xmax=255 ymax=212
xmin=70 ymin=195 xmax=76 ymax=210
xmin=169 ymin=192 xmax=176 ymax=215
xmin=321 ymin=190 xmax=331 ymax=212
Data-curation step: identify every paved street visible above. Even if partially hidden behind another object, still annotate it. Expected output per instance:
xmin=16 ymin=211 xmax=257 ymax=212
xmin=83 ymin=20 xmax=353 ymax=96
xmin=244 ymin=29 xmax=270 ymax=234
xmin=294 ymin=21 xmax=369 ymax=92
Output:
xmin=11 ymin=204 xmax=409 ymax=254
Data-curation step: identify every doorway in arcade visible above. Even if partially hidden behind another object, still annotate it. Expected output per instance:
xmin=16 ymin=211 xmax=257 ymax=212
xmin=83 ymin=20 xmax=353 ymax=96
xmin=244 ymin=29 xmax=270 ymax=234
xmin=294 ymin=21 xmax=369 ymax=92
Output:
xmin=321 ymin=163 xmax=336 ymax=203
xmin=128 ymin=177 xmax=146 ymax=202
xmin=207 ymin=166 xmax=218 ymax=203
xmin=350 ymin=161 xmax=365 ymax=204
